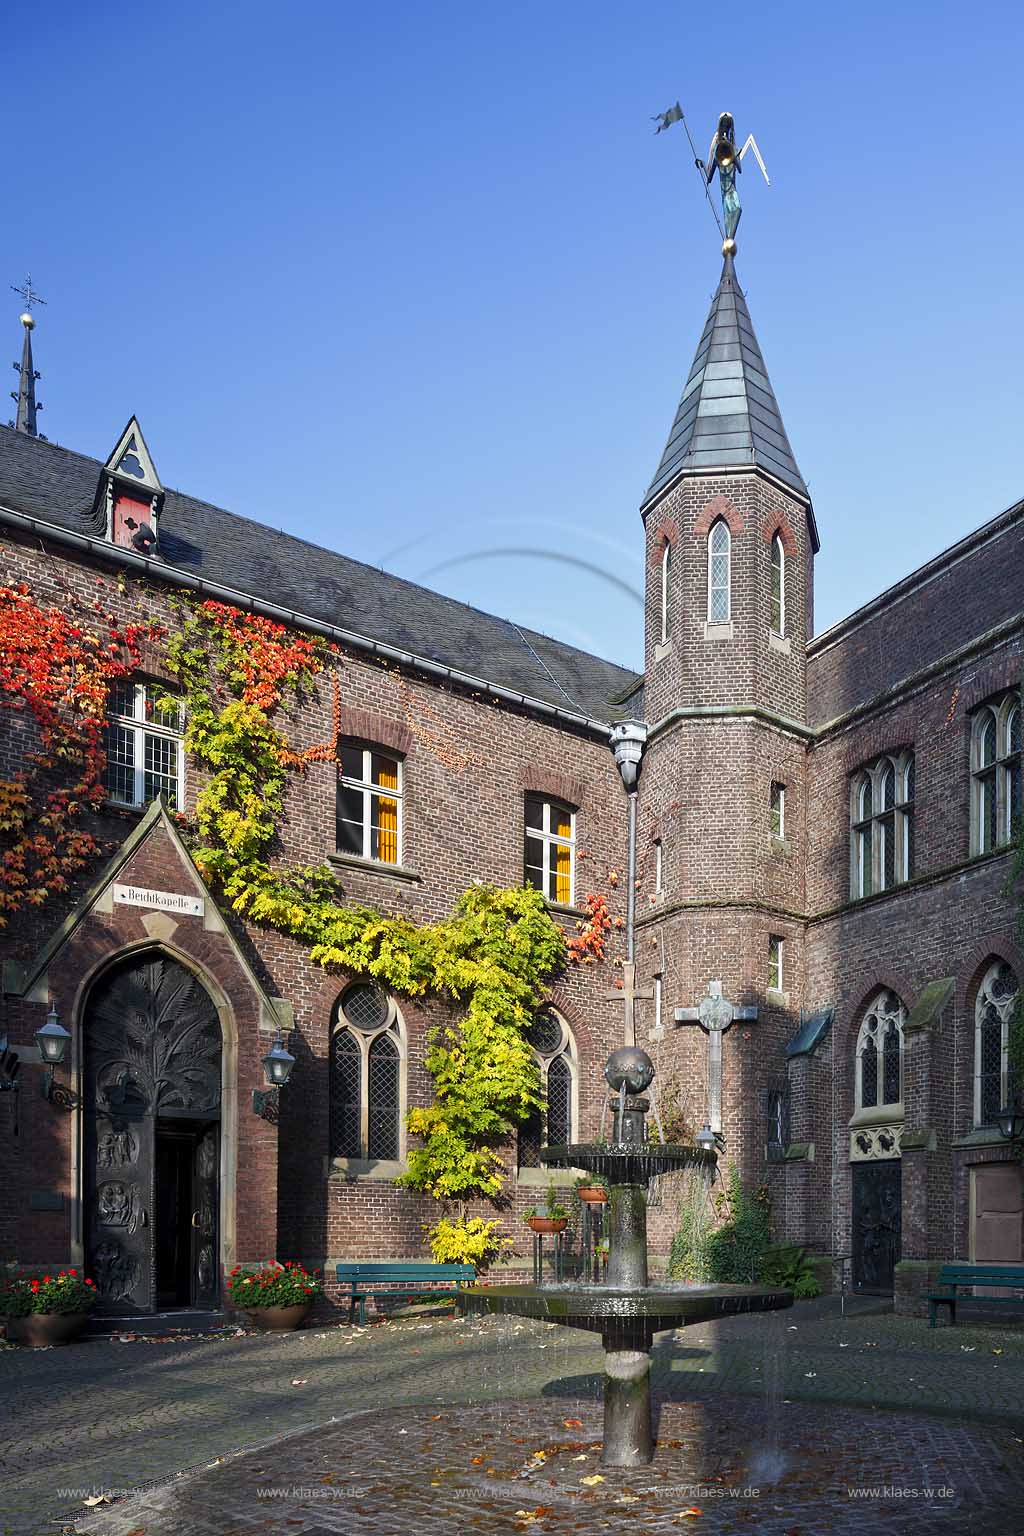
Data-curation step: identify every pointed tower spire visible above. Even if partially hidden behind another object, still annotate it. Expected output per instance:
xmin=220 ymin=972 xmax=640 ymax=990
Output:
xmin=11 ymin=312 xmax=40 ymax=435
xmin=9 ymin=276 xmax=45 ymax=437
xmin=642 ymin=250 xmax=807 ymax=510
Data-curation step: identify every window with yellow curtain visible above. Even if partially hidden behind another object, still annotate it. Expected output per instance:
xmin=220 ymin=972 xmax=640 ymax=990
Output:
xmin=524 ymin=795 xmax=576 ymax=905
xmin=337 ymin=744 xmax=403 ymax=865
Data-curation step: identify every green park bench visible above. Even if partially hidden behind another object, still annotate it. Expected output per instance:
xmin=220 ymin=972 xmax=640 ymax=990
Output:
xmin=335 ymin=1261 xmax=475 ymax=1325
xmin=927 ymin=1263 xmax=1024 ymax=1327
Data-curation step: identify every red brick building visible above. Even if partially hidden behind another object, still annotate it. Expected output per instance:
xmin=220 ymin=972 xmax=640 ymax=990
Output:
xmin=0 ymin=245 xmax=1021 ymax=1320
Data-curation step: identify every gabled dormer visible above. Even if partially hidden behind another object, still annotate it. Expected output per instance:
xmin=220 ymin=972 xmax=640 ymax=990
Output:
xmin=96 ymin=417 xmax=164 ymax=554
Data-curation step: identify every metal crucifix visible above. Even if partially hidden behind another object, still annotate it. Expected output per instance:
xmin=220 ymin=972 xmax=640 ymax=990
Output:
xmin=606 ymin=962 xmax=656 ymax=1051
xmin=674 ymin=980 xmax=758 ymax=1134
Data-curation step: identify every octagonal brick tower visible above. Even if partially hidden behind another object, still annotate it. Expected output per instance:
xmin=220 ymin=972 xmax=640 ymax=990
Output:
xmin=638 ymin=249 xmax=818 ymax=1188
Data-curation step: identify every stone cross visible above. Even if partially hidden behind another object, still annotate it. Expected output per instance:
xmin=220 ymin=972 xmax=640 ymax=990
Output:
xmin=674 ymin=980 xmax=758 ymax=1133
xmin=606 ymin=962 xmax=656 ymax=1050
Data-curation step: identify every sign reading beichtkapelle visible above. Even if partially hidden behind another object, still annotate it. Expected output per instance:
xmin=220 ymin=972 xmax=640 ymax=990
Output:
xmin=112 ymin=883 xmax=205 ymax=918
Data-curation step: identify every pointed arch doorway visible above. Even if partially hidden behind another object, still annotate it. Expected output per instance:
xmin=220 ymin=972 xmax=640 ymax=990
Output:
xmin=82 ymin=951 xmax=223 ymax=1315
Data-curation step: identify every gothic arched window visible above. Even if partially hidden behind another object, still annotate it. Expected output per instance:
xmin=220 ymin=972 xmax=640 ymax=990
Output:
xmin=660 ymin=540 xmax=672 ymax=645
xmin=517 ymin=1009 xmax=578 ymax=1168
xmin=708 ymin=520 xmax=731 ymax=624
xmin=974 ymin=961 xmax=1020 ymax=1126
xmin=770 ymin=532 xmax=785 ymax=636
xmin=971 ymin=694 xmax=1022 ymax=854
xmin=850 ymin=752 xmax=915 ymax=898
xmin=330 ymin=984 xmax=405 ymax=1163
xmin=855 ymin=991 xmax=905 ymax=1114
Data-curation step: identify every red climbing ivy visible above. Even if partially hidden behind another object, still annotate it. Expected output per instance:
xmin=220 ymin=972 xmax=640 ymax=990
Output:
xmin=0 ymin=583 xmax=148 ymax=924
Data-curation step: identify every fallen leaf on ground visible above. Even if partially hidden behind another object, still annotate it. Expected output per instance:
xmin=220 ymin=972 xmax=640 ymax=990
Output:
xmin=563 ymin=1418 xmax=583 ymax=1428
xmin=290 ymin=1378 xmax=308 ymax=1386
xmin=471 ymin=1455 xmax=485 ymax=1464
xmin=676 ymin=1509 xmax=703 ymax=1520
xmin=82 ymin=1496 xmax=111 ymax=1508
xmin=580 ymin=1474 xmax=605 ymax=1485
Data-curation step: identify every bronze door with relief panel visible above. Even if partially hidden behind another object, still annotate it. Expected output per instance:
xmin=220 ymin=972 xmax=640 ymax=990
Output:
xmin=83 ymin=952 xmax=222 ymax=1314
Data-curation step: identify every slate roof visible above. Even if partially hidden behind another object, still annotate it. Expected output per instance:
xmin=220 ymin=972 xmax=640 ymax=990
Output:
xmin=0 ymin=424 xmax=641 ymax=722
xmin=642 ymin=252 xmax=808 ymax=508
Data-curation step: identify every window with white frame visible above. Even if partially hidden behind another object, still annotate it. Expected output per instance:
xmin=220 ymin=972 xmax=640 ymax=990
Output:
xmin=654 ymin=839 xmax=663 ymax=895
xmin=517 ymin=1010 xmax=577 ymax=1168
xmin=769 ymin=781 xmax=785 ymax=840
xmin=336 ymin=744 xmax=403 ymax=865
xmin=524 ymin=795 xmax=576 ymax=905
xmin=770 ymin=532 xmax=785 ymax=636
xmin=659 ymin=540 xmax=672 ymax=645
xmin=974 ymin=961 xmax=1020 ymax=1126
xmin=329 ymin=984 xmax=405 ymax=1162
xmin=855 ymin=990 xmax=905 ymax=1114
xmin=971 ymin=693 xmax=1022 ymax=855
xmin=103 ymin=679 xmax=184 ymax=810
xmin=850 ymin=752 xmax=915 ymax=898
xmin=768 ymin=935 xmax=784 ymax=993
xmin=708 ymin=519 xmax=731 ymax=624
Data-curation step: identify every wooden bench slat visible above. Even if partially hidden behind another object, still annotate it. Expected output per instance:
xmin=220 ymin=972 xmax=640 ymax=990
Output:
xmin=334 ymin=1261 xmax=476 ymax=1324
xmin=927 ymin=1263 xmax=1024 ymax=1327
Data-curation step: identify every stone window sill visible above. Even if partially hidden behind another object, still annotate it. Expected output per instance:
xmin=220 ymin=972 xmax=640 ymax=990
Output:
xmin=951 ymin=1127 xmax=1014 ymax=1150
xmin=329 ymin=1157 xmax=407 ymax=1181
xmin=704 ymin=621 xmax=734 ymax=641
xmin=329 ymin=852 xmax=422 ymax=883
xmin=768 ymin=631 xmax=791 ymax=656
xmin=769 ymin=835 xmax=790 ymax=855
xmin=766 ymin=987 xmax=789 ymax=1007
xmin=848 ymin=1105 xmax=904 ymax=1129
xmin=545 ymin=899 xmax=589 ymax=919
xmin=654 ymin=639 xmax=673 ymax=663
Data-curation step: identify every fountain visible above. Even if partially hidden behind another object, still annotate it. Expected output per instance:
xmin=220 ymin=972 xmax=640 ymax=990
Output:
xmin=456 ymin=1044 xmax=793 ymax=1466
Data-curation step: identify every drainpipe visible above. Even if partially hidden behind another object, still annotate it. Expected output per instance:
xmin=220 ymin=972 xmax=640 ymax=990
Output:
xmin=609 ymin=721 xmax=649 ymax=967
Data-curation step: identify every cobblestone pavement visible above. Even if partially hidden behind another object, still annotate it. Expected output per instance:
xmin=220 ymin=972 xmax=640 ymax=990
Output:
xmin=2 ymin=1302 xmax=1024 ymax=1535
xmin=77 ymin=1397 xmax=1024 ymax=1536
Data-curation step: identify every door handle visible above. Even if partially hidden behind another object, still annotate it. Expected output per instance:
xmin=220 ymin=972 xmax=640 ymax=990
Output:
xmin=191 ymin=1211 xmax=200 ymax=1227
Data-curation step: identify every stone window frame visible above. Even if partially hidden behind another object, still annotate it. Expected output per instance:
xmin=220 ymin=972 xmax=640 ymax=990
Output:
xmin=973 ymin=960 xmax=1020 ymax=1128
xmin=329 ymin=984 xmax=407 ymax=1175
xmin=767 ymin=935 xmax=784 ymax=994
xmin=970 ymin=692 xmax=1022 ymax=856
xmin=659 ymin=539 xmax=672 ymax=646
xmin=524 ymin=794 xmax=577 ymax=906
xmin=853 ymin=989 xmax=905 ymax=1122
xmin=103 ymin=676 xmax=185 ymax=811
xmin=707 ymin=518 xmax=732 ymax=624
xmin=849 ymin=751 xmax=915 ymax=899
xmin=770 ymin=531 xmax=785 ymax=637
xmin=769 ymin=780 xmax=785 ymax=840
xmin=516 ymin=1008 xmax=579 ymax=1182
xmin=336 ymin=741 xmax=404 ymax=867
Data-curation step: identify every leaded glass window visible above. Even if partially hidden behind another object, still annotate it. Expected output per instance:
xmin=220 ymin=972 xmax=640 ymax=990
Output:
xmin=971 ymin=694 xmax=1022 ymax=854
xmin=524 ymin=796 xmax=576 ymax=905
xmin=850 ymin=753 xmax=914 ymax=898
xmin=770 ymin=781 xmax=785 ymax=840
xmin=708 ymin=520 xmax=731 ymax=624
xmin=330 ymin=987 xmax=405 ymax=1163
xmin=855 ymin=991 xmax=905 ymax=1113
xmin=770 ymin=532 xmax=785 ymax=636
xmin=768 ymin=935 xmax=783 ymax=993
xmin=974 ymin=961 xmax=1020 ymax=1126
xmin=517 ymin=1010 xmax=577 ymax=1168
xmin=103 ymin=679 xmax=184 ymax=810
xmin=337 ymin=744 xmax=402 ymax=865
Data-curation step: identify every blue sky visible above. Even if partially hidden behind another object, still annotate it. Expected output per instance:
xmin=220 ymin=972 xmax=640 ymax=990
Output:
xmin=5 ymin=1 xmax=1023 ymax=672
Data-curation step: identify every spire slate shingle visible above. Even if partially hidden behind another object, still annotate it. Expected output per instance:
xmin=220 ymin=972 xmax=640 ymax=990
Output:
xmin=12 ymin=316 xmax=39 ymax=437
xmin=642 ymin=251 xmax=807 ymax=509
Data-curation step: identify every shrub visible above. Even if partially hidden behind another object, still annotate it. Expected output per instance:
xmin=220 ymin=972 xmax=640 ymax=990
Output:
xmin=760 ymin=1243 xmax=821 ymax=1297
xmin=0 ymin=1270 xmax=97 ymax=1316
xmin=669 ymin=1165 xmax=772 ymax=1284
xmin=427 ymin=1217 xmax=511 ymax=1268
xmin=227 ymin=1261 xmax=323 ymax=1308
xmin=668 ymin=1171 xmax=714 ymax=1280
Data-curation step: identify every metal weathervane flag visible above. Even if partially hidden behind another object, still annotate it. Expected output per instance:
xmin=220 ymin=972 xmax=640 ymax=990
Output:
xmin=652 ymin=102 xmax=683 ymax=134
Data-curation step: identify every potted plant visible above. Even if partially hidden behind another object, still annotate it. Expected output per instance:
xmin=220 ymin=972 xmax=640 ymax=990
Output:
xmin=227 ymin=1261 xmax=323 ymax=1330
xmin=575 ymin=1173 xmax=609 ymax=1205
xmin=1 ymin=1269 xmax=97 ymax=1346
xmin=525 ymin=1184 xmax=569 ymax=1235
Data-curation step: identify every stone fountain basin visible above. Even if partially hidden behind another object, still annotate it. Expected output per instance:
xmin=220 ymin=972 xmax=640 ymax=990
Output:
xmin=540 ymin=1142 xmax=717 ymax=1183
xmin=457 ymin=1281 xmax=792 ymax=1340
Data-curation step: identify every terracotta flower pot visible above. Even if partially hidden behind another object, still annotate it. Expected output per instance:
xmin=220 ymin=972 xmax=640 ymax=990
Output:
xmin=4 ymin=1311 xmax=89 ymax=1347
xmin=577 ymin=1187 xmax=608 ymax=1204
xmin=527 ymin=1217 xmax=568 ymax=1234
xmin=243 ymin=1302 xmax=311 ymax=1331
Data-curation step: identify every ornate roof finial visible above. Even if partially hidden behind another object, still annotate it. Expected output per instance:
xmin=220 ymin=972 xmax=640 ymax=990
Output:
xmin=652 ymin=104 xmax=770 ymax=257
xmin=9 ymin=275 xmax=45 ymax=437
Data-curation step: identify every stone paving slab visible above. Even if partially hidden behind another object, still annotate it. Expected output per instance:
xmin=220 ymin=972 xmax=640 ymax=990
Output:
xmin=77 ymin=1396 xmax=1024 ymax=1536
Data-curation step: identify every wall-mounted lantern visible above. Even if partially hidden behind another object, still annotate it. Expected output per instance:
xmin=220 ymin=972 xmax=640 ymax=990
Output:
xmin=36 ymin=1005 xmax=79 ymax=1109
xmin=252 ymin=1034 xmax=295 ymax=1122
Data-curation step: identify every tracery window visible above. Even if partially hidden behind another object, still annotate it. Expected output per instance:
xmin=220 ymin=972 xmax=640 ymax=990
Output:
xmin=708 ymin=519 xmax=731 ymax=624
xmin=850 ymin=752 xmax=915 ymax=898
xmin=104 ymin=678 xmax=184 ymax=810
xmin=770 ymin=532 xmax=785 ymax=636
xmin=855 ymin=990 xmax=905 ymax=1114
xmin=330 ymin=985 xmax=405 ymax=1162
xmin=974 ymin=961 xmax=1020 ymax=1126
xmin=971 ymin=694 xmax=1022 ymax=854
xmin=517 ymin=1010 xmax=577 ymax=1169
xmin=524 ymin=796 xmax=576 ymax=905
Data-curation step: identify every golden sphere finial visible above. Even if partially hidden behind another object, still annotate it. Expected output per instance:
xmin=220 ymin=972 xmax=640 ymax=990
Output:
xmin=19 ymin=312 xmax=34 ymax=331
xmin=722 ymin=238 xmax=736 ymax=257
